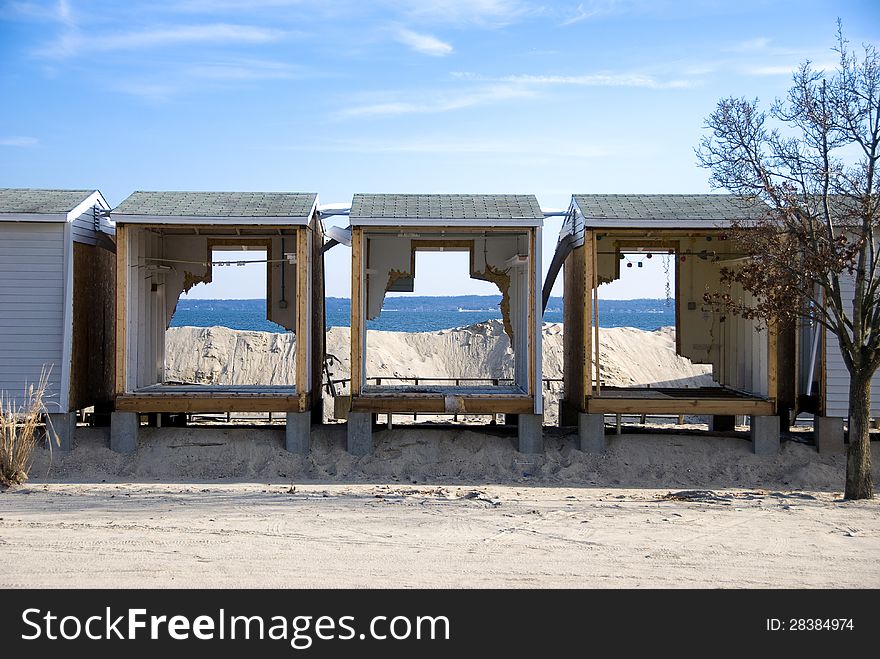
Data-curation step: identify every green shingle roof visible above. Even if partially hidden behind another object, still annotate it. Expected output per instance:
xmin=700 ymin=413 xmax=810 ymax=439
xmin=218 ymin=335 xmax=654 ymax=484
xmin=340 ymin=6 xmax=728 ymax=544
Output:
xmin=113 ymin=191 xmax=317 ymax=218
xmin=350 ymin=194 xmax=544 ymax=223
xmin=572 ymin=194 xmax=767 ymax=222
xmin=0 ymin=188 xmax=95 ymax=214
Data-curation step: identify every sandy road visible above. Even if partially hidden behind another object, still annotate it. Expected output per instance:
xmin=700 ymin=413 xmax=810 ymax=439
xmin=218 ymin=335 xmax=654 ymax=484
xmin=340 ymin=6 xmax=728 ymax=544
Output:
xmin=1 ymin=483 xmax=877 ymax=588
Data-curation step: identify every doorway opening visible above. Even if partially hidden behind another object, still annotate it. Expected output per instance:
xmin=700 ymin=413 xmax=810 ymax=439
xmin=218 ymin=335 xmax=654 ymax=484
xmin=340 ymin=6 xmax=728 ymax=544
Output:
xmin=164 ymin=246 xmax=297 ymax=388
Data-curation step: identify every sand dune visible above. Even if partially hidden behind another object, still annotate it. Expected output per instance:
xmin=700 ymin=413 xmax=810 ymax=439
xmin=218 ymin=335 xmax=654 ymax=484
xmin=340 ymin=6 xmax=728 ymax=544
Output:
xmin=165 ymin=320 xmax=715 ymax=389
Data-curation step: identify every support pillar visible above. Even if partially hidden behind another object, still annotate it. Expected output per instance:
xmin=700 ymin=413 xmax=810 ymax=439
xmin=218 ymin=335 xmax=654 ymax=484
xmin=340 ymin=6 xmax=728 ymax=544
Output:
xmin=347 ymin=411 xmax=372 ymax=456
xmin=47 ymin=412 xmax=76 ymax=452
xmin=814 ymin=416 xmax=845 ymax=454
xmin=110 ymin=411 xmax=139 ymax=454
xmin=285 ymin=411 xmax=311 ymax=454
xmin=517 ymin=414 xmax=543 ymax=454
xmin=578 ymin=413 xmax=606 ymax=453
xmin=750 ymin=415 xmax=780 ymax=455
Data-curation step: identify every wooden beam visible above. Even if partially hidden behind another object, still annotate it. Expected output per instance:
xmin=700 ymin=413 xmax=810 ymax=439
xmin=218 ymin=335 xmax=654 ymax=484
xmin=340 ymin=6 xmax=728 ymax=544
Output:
xmin=115 ymin=392 xmax=307 ymax=413
xmin=114 ymin=224 xmax=127 ymax=395
xmin=350 ymin=395 xmax=534 ymax=415
xmin=350 ymin=227 xmax=363 ymax=397
xmin=585 ymin=397 xmax=775 ymax=416
xmin=129 ymin=224 xmax=300 ymax=232
xmin=590 ymin=229 xmax=729 ymax=238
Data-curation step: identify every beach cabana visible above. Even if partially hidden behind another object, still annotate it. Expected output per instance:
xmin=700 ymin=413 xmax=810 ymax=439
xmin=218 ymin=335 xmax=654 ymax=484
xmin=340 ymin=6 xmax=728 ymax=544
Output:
xmin=109 ymin=191 xmax=324 ymax=454
xmin=343 ymin=193 xmax=544 ymax=454
xmin=555 ymin=194 xmax=789 ymax=454
xmin=0 ymin=188 xmax=115 ymax=449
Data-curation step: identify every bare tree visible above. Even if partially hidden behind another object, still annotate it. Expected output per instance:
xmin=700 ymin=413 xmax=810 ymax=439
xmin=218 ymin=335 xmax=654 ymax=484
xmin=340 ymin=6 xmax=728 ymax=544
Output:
xmin=696 ymin=23 xmax=878 ymax=500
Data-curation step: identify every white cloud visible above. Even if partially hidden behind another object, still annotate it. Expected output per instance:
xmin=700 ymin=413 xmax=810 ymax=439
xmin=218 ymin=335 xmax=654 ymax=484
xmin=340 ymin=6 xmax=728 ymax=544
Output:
xmin=110 ymin=57 xmax=305 ymax=100
xmin=38 ymin=23 xmax=287 ymax=58
xmin=744 ymin=61 xmax=837 ymax=77
xmin=453 ymin=71 xmax=693 ymax=89
xmin=561 ymin=1 xmax=616 ymax=26
xmin=0 ymin=136 xmax=39 ymax=147
xmin=508 ymin=73 xmax=691 ymax=88
xmin=392 ymin=0 xmax=536 ymax=26
xmin=395 ymin=28 xmax=453 ymax=56
xmin=744 ymin=64 xmax=796 ymax=76
xmin=184 ymin=58 xmax=304 ymax=80
xmin=323 ymin=136 xmax=609 ymax=158
xmin=339 ymin=83 xmax=535 ymax=117
xmin=55 ymin=0 xmax=73 ymax=26
xmin=725 ymin=37 xmax=772 ymax=53
xmin=113 ymin=81 xmax=178 ymax=102
xmin=339 ymin=67 xmax=693 ymax=119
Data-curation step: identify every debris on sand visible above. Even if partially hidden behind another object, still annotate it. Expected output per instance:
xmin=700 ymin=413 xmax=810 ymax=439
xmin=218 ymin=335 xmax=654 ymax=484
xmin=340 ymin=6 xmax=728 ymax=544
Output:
xmin=661 ymin=490 xmax=733 ymax=503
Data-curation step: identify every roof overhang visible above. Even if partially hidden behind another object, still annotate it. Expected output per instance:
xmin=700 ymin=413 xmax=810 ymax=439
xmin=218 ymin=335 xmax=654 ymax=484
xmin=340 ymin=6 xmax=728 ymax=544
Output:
xmin=0 ymin=211 xmax=68 ymax=222
xmin=580 ymin=218 xmax=737 ymax=229
xmin=112 ymin=214 xmax=312 ymax=226
xmin=351 ymin=217 xmax=542 ymax=228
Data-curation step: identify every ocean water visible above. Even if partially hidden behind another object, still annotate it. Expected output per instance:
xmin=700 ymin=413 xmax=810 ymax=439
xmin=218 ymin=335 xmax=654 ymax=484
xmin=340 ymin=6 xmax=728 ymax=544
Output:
xmin=171 ymin=297 xmax=675 ymax=333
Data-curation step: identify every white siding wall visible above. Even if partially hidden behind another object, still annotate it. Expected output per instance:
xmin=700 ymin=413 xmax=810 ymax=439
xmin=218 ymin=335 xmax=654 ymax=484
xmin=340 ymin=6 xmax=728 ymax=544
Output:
xmin=0 ymin=222 xmax=66 ymax=411
xmin=124 ymin=227 xmax=166 ymax=390
xmin=824 ymin=272 xmax=880 ymax=417
xmin=70 ymin=206 xmax=98 ymax=245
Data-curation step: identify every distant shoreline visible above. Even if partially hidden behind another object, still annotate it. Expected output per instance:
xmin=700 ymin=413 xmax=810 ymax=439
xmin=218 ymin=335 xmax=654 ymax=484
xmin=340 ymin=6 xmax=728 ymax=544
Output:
xmin=172 ymin=296 xmax=677 ymax=333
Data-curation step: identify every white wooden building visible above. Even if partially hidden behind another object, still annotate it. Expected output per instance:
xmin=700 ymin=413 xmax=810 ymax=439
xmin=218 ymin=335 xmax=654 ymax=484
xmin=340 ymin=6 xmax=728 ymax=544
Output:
xmin=797 ymin=268 xmax=880 ymax=451
xmin=109 ymin=191 xmax=324 ymax=453
xmin=0 ymin=188 xmax=115 ymax=449
xmin=342 ymin=193 xmax=545 ymax=454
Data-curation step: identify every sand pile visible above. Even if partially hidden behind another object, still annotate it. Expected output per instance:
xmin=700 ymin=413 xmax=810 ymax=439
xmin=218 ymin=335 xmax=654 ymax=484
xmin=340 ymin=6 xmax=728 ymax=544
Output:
xmin=31 ymin=425 xmax=879 ymax=492
xmin=166 ymin=321 xmax=715 ymax=388
xmin=165 ymin=326 xmax=298 ymax=385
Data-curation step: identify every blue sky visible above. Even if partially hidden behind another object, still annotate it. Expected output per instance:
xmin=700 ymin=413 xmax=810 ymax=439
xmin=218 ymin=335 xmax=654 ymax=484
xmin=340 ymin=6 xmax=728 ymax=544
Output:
xmin=2 ymin=0 xmax=878 ymax=299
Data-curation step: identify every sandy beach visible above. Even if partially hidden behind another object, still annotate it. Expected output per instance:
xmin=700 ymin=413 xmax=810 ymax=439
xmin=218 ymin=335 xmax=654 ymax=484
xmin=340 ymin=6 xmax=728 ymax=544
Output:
xmin=2 ymin=427 xmax=878 ymax=588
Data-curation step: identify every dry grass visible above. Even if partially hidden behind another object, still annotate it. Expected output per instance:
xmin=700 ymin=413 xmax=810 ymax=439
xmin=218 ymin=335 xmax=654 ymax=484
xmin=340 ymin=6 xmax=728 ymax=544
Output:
xmin=0 ymin=367 xmax=57 ymax=487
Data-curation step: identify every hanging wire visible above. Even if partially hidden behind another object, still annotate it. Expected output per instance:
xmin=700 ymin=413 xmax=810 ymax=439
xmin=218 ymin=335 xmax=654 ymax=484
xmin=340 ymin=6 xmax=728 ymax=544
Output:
xmin=136 ymin=256 xmax=287 ymax=268
xmin=663 ymin=253 xmax=672 ymax=306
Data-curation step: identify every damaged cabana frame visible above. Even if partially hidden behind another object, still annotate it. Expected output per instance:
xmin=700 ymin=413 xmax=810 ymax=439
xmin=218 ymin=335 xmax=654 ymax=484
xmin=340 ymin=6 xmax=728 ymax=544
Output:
xmin=340 ymin=193 xmax=544 ymax=455
xmin=109 ymin=191 xmax=324 ymax=454
xmin=551 ymin=194 xmax=793 ymax=454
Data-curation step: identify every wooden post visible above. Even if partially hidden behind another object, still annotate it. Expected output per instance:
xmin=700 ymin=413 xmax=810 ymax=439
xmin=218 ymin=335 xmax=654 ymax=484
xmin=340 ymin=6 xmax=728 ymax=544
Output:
xmin=114 ymin=224 xmax=127 ymax=395
xmin=563 ymin=242 xmax=589 ymax=418
xmin=295 ymin=225 xmax=310 ymax=411
xmin=350 ymin=227 xmax=363 ymax=398
xmin=528 ymin=227 xmax=536 ymax=398
xmin=584 ymin=233 xmax=594 ymax=400
xmin=767 ymin=320 xmax=778 ymax=410
xmin=310 ymin=212 xmax=326 ymax=421
xmin=592 ymin=232 xmax=600 ymax=395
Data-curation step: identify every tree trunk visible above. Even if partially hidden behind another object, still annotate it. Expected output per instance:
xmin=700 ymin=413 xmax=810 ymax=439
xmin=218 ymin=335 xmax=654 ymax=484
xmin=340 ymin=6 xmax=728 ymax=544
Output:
xmin=846 ymin=370 xmax=875 ymax=499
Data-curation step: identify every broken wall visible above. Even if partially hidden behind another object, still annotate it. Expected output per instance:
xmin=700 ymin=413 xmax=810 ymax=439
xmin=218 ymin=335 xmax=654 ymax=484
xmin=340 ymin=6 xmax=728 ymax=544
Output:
xmin=125 ymin=226 xmax=300 ymax=390
xmin=590 ymin=232 xmax=769 ymax=396
xmin=362 ymin=231 xmax=533 ymax=388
